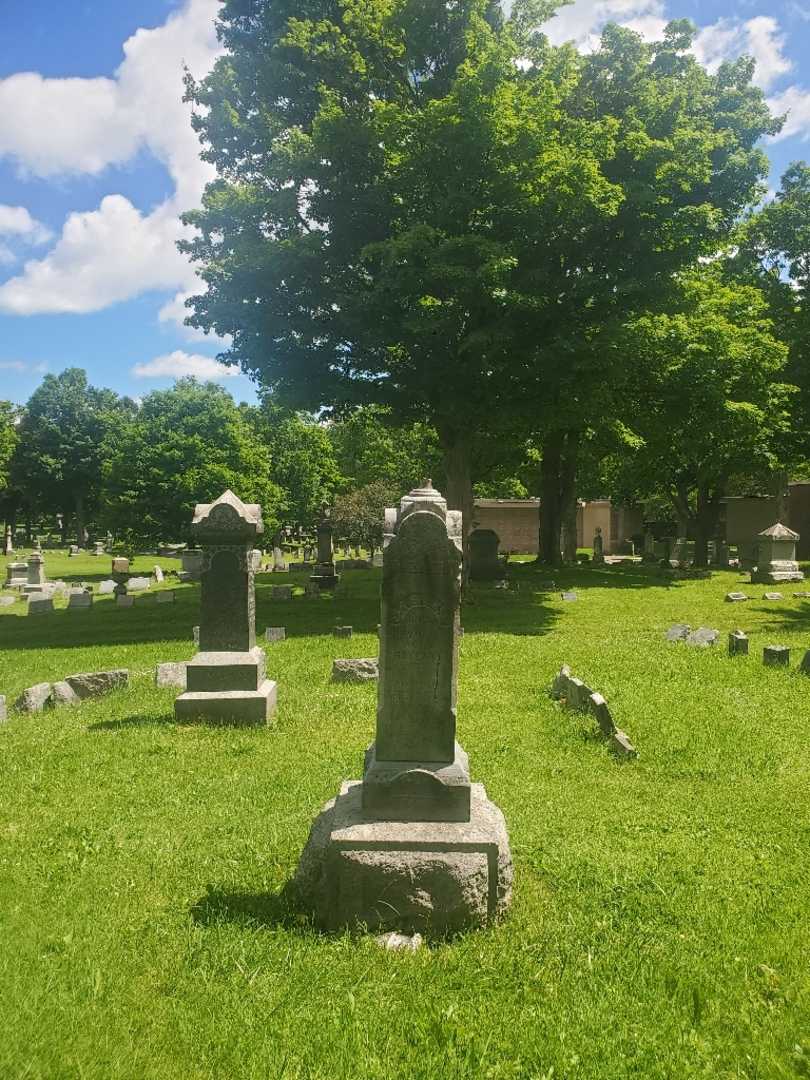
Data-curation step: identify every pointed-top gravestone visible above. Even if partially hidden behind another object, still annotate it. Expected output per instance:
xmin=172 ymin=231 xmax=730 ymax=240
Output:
xmin=295 ymin=482 xmax=512 ymax=934
xmin=174 ymin=490 xmax=276 ymax=725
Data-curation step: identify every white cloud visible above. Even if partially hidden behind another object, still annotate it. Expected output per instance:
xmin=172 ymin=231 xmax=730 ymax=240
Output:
xmin=131 ymin=350 xmax=238 ymax=381
xmin=542 ymin=0 xmax=665 ymax=49
xmin=0 ymin=205 xmax=52 ymax=244
xmin=768 ymin=85 xmax=810 ymax=141
xmin=0 ymin=0 xmax=221 ymax=316
xmin=695 ymin=16 xmax=793 ymax=91
xmin=158 ymin=288 xmax=231 ymax=346
xmin=0 ymin=360 xmax=47 ymax=373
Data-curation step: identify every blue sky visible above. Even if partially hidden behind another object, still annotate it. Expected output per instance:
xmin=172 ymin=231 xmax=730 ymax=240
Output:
xmin=1 ymin=0 xmax=810 ymax=408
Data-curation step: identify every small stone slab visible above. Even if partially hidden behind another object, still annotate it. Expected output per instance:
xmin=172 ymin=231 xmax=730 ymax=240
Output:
xmin=725 ymin=592 xmax=748 ymax=603
xmin=799 ymin=650 xmax=810 ymax=675
xmin=793 ymin=592 xmax=810 ymax=599
xmin=551 ymin=664 xmax=572 ymax=699
xmin=0 ymin=596 xmax=16 ymax=607
xmin=265 ymin=626 xmax=286 ymax=643
xmin=375 ymin=932 xmax=423 ymax=952
xmin=566 ymin=676 xmax=592 ymax=710
xmin=728 ymin=630 xmax=749 ymax=657
xmin=763 ymin=592 xmax=784 ymax=601
xmin=763 ymin=645 xmax=790 ymax=667
xmin=15 ymin=682 xmax=52 ymax=712
xmin=28 ymin=595 xmax=55 ymax=615
xmin=334 ymin=626 xmax=353 ymax=639
xmin=116 ymin=595 xmax=134 ymax=608
xmin=65 ymin=670 xmax=129 ymax=699
xmin=332 ymin=658 xmax=379 ymax=683
xmin=98 ymin=580 xmax=116 ymax=595
xmin=193 ymin=625 xmax=200 ymax=646
xmin=686 ymin=628 xmax=719 ymax=648
xmin=588 ymin=692 xmax=616 ymax=736
xmin=156 ymin=591 xmax=175 ymax=604
xmin=271 ymin=585 xmax=294 ymax=601
xmin=561 ymin=592 xmax=578 ymax=602
xmin=666 ymin=624 xmax=690 ymax=642
xmin=610 ymin=730 xmax=638 ymax=758
xmin=127 ymin=577 xmax=151 ymax=592
xmin=156 ymin=662 xmax=187 ymax=689
xmin=51 ymin=681 xmax=80 ymax=707
xmin=67 ymin=592 xmax=92 ymax=610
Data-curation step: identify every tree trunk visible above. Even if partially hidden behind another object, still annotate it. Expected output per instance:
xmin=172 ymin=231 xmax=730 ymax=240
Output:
xmin=75 ymin=493 xmax=86 ymax=547
xmin=560 ymin=433 xmax=580 ymax=564
xmin=539 ymin=433 xmax=563 ymax=566
xmin=442 ymin=434 xmax=474 ymax=542
xmin=770 ymin=468 xmax=790 ymax=525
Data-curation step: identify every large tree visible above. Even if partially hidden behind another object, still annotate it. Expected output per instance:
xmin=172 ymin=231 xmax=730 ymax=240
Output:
xmin=328 ymin=406 xmax=441 ymax=497
xmin=612 ymin=267 xmax=793 ymax=565
xmin=181 ymin=4 xmax=778 ymax=562
xmin=101 ymin=379 xmax=283 ymax=545
xmin=13 ymin=369 xmax=128 ymax=543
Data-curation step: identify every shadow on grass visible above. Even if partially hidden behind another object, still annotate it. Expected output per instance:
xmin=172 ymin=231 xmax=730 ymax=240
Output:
xmin=88 ymin=711 xmax=176 ymax=732
xmin=745 ymin=601 xmax=810 ymax=636
xmin=191 ymin=883 xmax=305 ymax=932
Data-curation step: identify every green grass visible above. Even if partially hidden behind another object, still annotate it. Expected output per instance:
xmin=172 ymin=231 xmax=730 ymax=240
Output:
xmin=1 ymin=551 xmax=809 ymax=1079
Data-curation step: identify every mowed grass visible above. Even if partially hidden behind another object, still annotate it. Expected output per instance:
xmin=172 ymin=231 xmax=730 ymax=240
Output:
xmin=1 ymin=551 xmax=809 ymax=1079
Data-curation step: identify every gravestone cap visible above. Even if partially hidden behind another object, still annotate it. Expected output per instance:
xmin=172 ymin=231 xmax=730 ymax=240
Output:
xmin=192 ymin=489 xmax=263 ymax=539
xmin=759 ymin=522 xmax=799 ymax=540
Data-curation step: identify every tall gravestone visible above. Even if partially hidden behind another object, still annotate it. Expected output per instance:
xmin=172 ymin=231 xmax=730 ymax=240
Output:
xmin=469 ymin=528 xmax=502 ymax=581
xmin=309 ymin=508 xmax=340 ymax=591
xmin=592 ymin=527 xmax=605 ymax=565
xmin=295 ymin=481 xmax=512 ymax=933
xmin=174 ymin=490 xmax=277 ymax=726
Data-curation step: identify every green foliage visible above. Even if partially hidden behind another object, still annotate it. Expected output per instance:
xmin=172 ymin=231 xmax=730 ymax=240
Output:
xmin=612 ymin=266 xmax=792 ymax=536
xmin=0 ymin=400 xmax=18 ymax=496
xmin=101 ymin=379 xmax=283 ymax=544
xmin=12 ymin=369 xmax=131 ymax=536
xmin=329 ymin=406 xmax=441 ymax=497
xmin=331 ymin=480 xmax=397 ymax=551
xmin=245 ymin=400 xmax=343 ymax=528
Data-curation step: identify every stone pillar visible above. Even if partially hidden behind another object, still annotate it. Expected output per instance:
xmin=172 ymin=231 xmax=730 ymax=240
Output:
xmin=592 ymin=527 xmax=605 ymax=565
xmin=174 ymin=490 xmax=277 ymax=726
xmin=751 ymin=523 xmax=804 ymax=584
xmin=112 ymin=557 xmax=130 ymax=597
xmin=26 ymin=553 xmax=46 ymax=587
xmin=3 ymin=525 xmax=13 ymax=556
xmin=295 ymin=482 xmax=513 ymax=934
xmin=309 ymin=509 xmax=340 ymax=591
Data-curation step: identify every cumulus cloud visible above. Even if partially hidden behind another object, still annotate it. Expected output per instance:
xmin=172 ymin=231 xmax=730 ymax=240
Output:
xmin=131 ymin=350 xmax=238 ymax=381
xmin=542 ymin=0 xmax=666 ymax=49
xmin=768 ymin=85 xmax=810 ymax=141
xmin=158 ymin=288 xmax=231 ymax=346
xmin=0 ymin=0 xmax=221 ymax=316
xmin=0 ymin=205 xmax=52 ymax=244
xmin=694 ymin=16 xmax=793 ymax=91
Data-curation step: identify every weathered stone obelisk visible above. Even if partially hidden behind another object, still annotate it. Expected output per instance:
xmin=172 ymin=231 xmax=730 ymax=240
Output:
xmin=309 ymin=506 xmax=340 ymax=592
xmin=174 ymin=490 xmax=277 ymax=725
xmin=295 ymin=482 xmax=512 ymax=933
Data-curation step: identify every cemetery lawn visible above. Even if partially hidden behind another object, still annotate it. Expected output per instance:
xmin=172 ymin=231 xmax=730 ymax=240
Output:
xmin=2 ymin=553 xmax=810 ymax=1080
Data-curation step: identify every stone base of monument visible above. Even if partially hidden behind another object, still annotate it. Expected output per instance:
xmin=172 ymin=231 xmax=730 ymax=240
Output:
xmin=294 ymin=781 xmax=512 ymax=934
xmin=309 ymin=571 xmax=340 ymax=591
xmin=362 ymin=742 xmax=472 ymax=823
xmin=174 ymin=646 xmax=277 ymax=725
xmin=751 ymin=568 xmax=805 ymax=584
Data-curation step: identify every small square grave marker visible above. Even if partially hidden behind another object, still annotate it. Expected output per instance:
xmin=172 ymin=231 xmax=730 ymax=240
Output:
xmin=265 ymin=627 xmax=286 ymax=643
xmin=763 ymin=644 xmax=790 ymax=666
xmin=728 ymin=630 xmax=749 ymax=657
xmin=725 ymin=592 xmax=748 ymax=603
xmin=763 ymin=592 xmax=784 ymax=601
xmin=686 ymin=628 xmax=719 ymax=648
xmin=561 ymin=591 xmax=578 ymax=602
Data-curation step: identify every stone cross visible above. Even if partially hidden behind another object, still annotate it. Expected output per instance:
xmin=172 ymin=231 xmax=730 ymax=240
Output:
xmin=363 ymin=482 xmax=468 ymax=821
xmin=174 ymin=490 xmax=276 ymax=725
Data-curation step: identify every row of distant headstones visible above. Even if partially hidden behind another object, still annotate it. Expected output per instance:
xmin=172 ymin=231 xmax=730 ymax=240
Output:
xmin=667 ymin=625 xmax=810 ymax=669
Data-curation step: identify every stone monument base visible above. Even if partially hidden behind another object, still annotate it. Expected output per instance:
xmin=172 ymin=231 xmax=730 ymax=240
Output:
xmin=751 ymin=569 xmax=805 ymax=584
xmin=309 ymin=571 xmax=340 ymax=591
xmin=174 ymin=647 xmax=277 ymax=725
xmin=294 ymin=781 xmax=512 ymax=933
xmin=362 ymin=741 xmax=471 ymax=822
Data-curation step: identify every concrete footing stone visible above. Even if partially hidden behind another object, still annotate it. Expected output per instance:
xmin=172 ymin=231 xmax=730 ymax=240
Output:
xmin=332 ymin=658 xmax=379 ymax=683
xmin=156 ymin=662 xmax=188 ymax=689
xmin=294 ymin=781 xmax=512 ymax=934
xmin=174 ymin=682 xmax=277 ymax=725
xmin=65 ymin=670 xmax=128 ymax=699
xmin=15 ymin=682 xmax=52 ymax=712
